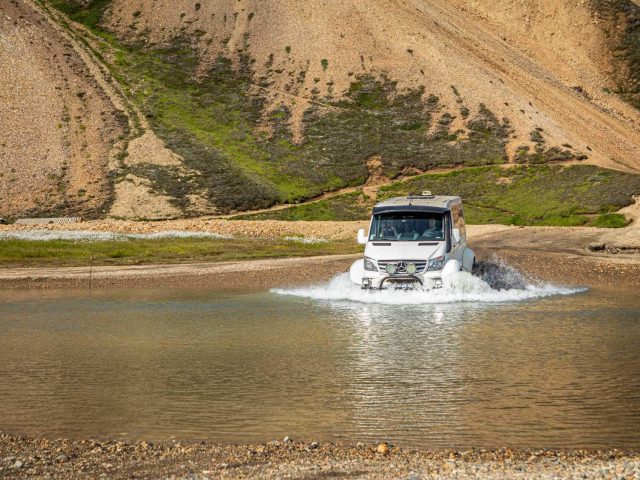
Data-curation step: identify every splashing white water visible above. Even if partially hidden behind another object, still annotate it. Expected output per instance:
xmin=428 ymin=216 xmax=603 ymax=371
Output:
xmin=273 ymin=270 xmax=584 ymax=305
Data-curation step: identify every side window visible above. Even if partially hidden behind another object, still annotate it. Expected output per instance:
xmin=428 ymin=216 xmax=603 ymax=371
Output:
xmin=451 ymin=202 xmax=466 ymax=239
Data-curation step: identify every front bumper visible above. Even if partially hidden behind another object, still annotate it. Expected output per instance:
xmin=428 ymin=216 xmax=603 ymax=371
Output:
xmin=361 ymin=273 xmax=443 ymax=290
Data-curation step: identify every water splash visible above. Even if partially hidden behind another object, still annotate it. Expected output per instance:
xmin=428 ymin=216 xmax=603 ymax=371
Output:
xmin=273 ymin=261 xmax=585 ymax=305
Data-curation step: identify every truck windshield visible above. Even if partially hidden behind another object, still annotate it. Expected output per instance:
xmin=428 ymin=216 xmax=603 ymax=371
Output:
xmin=369 ymin=212 xmax=445 ymax=241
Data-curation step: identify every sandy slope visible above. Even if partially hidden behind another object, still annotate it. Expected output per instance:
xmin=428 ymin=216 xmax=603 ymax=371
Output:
xmin=0 ymin=0 xmax=126 ymax=218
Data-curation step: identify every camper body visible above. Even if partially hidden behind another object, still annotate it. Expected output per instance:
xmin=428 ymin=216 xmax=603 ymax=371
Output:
xmin=350 ymin=193 xmax=475 ymax=289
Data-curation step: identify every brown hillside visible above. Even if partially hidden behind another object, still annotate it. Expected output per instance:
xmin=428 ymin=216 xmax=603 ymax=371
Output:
xmin=104 ymin=0 xmax=640 ymax=172
xmin=2 ymin=0 xmax=640 ymax=219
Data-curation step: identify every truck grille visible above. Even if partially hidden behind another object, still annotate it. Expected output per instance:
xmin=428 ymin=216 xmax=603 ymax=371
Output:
xmin=377 ymin=260 xmax=427 ymax=274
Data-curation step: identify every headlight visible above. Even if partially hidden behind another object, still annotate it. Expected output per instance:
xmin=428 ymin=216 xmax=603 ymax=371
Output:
xmin=427 ymin=255 xmax=445 ymax=271
xmin=406 ymin=263 xmax=417 ymax=274
xmin=364 ymin=256 xmax=378 ymax=271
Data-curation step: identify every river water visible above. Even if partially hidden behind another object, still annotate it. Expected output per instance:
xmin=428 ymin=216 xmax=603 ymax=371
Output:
xmin=0 ymin=269 xmax=639 ymax=449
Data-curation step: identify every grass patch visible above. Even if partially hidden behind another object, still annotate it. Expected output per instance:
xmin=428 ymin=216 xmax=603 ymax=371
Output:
xmin=46 ymin=0 xmax=111 ymax=30
xmin=241 ymin=165 xmax=640 ymax=227
xmin=0 ymin=237 xmax=361 ymax=267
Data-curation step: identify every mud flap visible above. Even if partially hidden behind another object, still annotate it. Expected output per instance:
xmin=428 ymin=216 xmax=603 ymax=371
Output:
xmin=462 ymin=247 xmax=476 ymax=272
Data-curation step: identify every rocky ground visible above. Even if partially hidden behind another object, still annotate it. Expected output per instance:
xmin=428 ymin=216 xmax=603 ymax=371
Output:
xmin=0 ymin=434 xmax=638 ymax=479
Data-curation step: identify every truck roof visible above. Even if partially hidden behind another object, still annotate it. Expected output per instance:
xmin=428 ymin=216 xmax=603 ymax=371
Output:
xmin=372 ymin=194 xmax=460 ymax=214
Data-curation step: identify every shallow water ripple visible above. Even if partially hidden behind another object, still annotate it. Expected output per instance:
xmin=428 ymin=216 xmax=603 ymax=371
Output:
xmin=0 ymin=281 xmax=638 ymax=448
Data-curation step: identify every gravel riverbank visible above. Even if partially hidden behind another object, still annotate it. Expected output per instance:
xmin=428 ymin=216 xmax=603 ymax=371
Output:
xmin=1 ymin=435 xmax=638 ymax=479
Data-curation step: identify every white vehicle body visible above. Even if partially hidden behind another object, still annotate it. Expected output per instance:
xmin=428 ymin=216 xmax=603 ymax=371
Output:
xmin=350 ymin=193 xmax=475 ymax=289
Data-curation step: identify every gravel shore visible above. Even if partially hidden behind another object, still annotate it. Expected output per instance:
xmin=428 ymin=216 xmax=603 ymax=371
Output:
xmin=1 ymin=435 xmax=638 ymax=479
xmin=0 ymin=254 xmax=359 ymax=290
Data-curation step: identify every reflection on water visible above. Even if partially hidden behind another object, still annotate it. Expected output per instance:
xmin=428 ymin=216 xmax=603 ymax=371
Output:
xmin=0 ymin=284 xmax=639 ymax=448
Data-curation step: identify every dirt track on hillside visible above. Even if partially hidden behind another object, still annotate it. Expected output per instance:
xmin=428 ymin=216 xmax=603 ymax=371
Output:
xmin=0 ymin=0 xmax=126 ymax=218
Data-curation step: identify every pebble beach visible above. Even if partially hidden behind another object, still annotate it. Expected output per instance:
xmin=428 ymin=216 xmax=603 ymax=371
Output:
xmin=1 ymin=435 xmax=639 ymax=479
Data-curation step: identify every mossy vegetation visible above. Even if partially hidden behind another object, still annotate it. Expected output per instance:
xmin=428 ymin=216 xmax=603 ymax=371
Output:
xmin=590 ymin=212 xmax=629 ymax=227
xmin=46 ymin=0 xmax=514 ymax=215
xmin=284 ymin=81 xmax=511 ymax=189
xmin=239 ymin=165 xmax=640 ymax=227
xmin=514 ymin=145 xmax=581 ymax=164
xmin=47 ymin=0 xmax=111 ymax=30
xmin=0 ymin=237 xmax=361 ymax=267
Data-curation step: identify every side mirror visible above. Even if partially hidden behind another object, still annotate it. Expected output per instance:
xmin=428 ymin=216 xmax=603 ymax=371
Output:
xmin=357 ymin=228 xmax=368 ymax=245
xmin=452 ymin=228 xmax=461 ymax=244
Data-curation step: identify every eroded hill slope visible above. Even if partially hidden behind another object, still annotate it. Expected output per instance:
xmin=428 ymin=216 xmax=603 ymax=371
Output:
xmin=0 ymin=0 xmax=128 ymax=219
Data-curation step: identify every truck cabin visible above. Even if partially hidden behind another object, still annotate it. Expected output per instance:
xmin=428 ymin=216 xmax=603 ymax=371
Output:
xmin=366 ymin=193 xmax=467 ymax=249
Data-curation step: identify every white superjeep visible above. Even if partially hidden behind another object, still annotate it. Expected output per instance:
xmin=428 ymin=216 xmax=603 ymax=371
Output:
xmin=349 ymin=191 xmax=476 ymax=289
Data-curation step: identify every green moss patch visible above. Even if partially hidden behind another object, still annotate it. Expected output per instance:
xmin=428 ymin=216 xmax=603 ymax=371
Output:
xmin=590 ymin=213 xmax=630 ymax=227
xmin=380 ymin=164 xmax=640 ymax=226
xmin=46 ymin=0 xmax=111 ymax=30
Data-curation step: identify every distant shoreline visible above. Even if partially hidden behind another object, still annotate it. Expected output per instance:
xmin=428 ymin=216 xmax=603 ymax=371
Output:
xmin=1 ymin=222 xmax=640 ymax=290
xmin=1 ymin=245 xmax=639 ymax=291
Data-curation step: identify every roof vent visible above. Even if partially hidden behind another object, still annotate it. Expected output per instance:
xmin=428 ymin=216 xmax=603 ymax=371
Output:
xmin=407 ymin=190 xmax=436 ymax=201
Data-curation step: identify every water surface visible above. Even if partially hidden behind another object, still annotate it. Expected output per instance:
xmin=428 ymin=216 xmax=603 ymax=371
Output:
xmin=0 ymin=275 xmax=638 ymax=448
